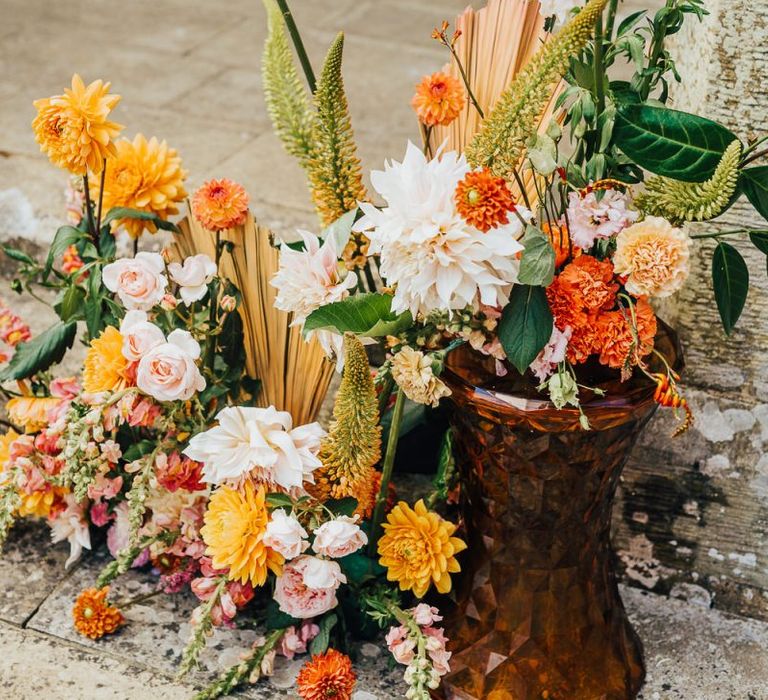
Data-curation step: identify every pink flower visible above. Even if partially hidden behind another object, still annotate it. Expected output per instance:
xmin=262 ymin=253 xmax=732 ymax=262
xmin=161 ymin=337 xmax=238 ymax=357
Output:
xmin=168 ymin=254 xmax=217 ymax=305
xmin=136 ymin=329 xmax=205 ymax=402
xmin=279 ymin=621 xmax=320 ymax=659
xmin=423 ymin=626 xmax=451 ymax=676
xmin=565 ymin=189 xmax=638 ymax=250
xmin=100 ymin=440 xmax=122 ymax=463
xmin=119 ymin=310 xmax=165 ymax=362
xmin=87 ymin=473 xmax=123 ymax=500
xmin=529 ymin=325 xmax=572 ymax=382
xmin=90 ymin=500 xmax=112 ymax=527
xmin=160 ymin=294 xmax=178 ymax=311
xmin=103 ymin=252 xmax=168 ymax=310
xmin=106 ymin=502 xmax=149 ymax=566
xmin=50 ymin=376 xmax=80 ymax=399
xmin=312 ymin=516 xmax=367 ymax=559
xmin=274 ymin=556 xmax=341 ymax=619
xmin=156 ymin=452 xmax=205 ymax=492
xmin=127 ymin=397 xmax=162 ymax=428
xmin=411 ymin=604 xmax=442 ymax=626
xmin=386 ymin=625 xmax=416 ymax=665
xmin=300 ymin=556 xmax=347 ymax=590
xmin=263 ymin=509 xmax=308 ymax=560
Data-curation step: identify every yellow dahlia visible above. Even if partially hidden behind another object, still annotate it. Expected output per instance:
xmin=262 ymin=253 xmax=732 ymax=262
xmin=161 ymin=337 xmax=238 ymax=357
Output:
xmin=6 ymin=396 xmax=61 ymax=433
xmin=0 ymin=429 xmax=19 ymax=469
xmin=32 ymin=74 xmax=123 ymax=175
xmin=378 ymin=499 xmax=466 ymax=598
xmin=192 ymin=178 xmax=249 ymax=232
xmin=201 ymin=482 xmax=284 ymax=586
xmin=93 ymin=134 xmax=187 ymax=238
xmin=82 ymin=326 xmax=129 ymax=394
xmin=17 ymin=487 xmax=68 ymax=519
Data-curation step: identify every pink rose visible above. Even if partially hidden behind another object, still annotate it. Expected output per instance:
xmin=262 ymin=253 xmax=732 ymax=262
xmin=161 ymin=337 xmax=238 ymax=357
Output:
xmin=136 ymin=329 xmax=205 ymax=402
xmin=168 ymin=254 xmax=217 ymax=305
xmin=274 ymin=556 xmax=340 ymax=619
xmin=119 ymin=310 xmax=165 ymax=362
xmin=103 ymin=253 xmax=168 ymax=310
xmin=300 ymin=556 xmax=347 ymax=589
xmin=263 ymin=509 xmax=309 ymax=560
xmin=313 ymin=516 xmax=368 ymax=559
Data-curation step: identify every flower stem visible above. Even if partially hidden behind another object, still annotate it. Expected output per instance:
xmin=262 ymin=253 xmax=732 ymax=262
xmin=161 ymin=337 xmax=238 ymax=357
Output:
xmin=447 ymin=44 xmax=484 ymax=120
xmin=274 ymin=0 xmax=316 ymax=94
xmin=690 ymin=228 xmax=768 ymax=240
xmin=82 ymin=175 xmax=99 ymax=253
xmin=96 ymin=165 xmax=107 ymax=233
xmin=368 ymin=387 xmax=405 ymax=554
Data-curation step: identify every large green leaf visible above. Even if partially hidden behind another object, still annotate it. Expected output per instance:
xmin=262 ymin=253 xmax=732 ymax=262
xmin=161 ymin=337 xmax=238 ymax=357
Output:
xmin=101 ymin=207 xmax=179 ymax=233
xmin=740 ymin=167 xmax=768 ymax=222
xmin=0 ymin=321 xmax=77 ymax=381
xmin=517 ymin=225 xmax=555 ymax=286
xmin=498 ymin=284 xmax=553 ymax=374
xmin=303 ymin=292 xmax=412 ymax=337
xmin=614 ymin=104 xmax=738 ymax=182
xmin=712 ymin=242 xmax=749 ymax=334
xmin=45 ymin=225 xmax=86 ymax=276
xmin=749 ymin=231 xmax=768 ymax=254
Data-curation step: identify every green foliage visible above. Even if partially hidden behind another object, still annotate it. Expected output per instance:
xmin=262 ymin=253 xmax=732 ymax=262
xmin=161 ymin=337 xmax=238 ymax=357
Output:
xmin=0 ymin=472 xmax=22 ymax=550
xmin=100 ymin=207 xmax=179 ymax=233
xmin=712 ymin=242 xmax=749 ymax=334
xmin=309 ymin=613 xmax=338 ymax=656
xmin=498 ymin=285 xmax=553 ymax=375
xmin=304 ymin=292 xmax=413 ymax=337
xmin=740 ymin=166 xmax=768 ymax=223
xmin=517 ymin=225 xmax=556 ymax=286
xmin=178 ymin=578 xmax=227 ymax=678
xmin=0 ymin=321 xmax=77 ymax=381
xmin=339 ymin=552 xmax=386 ymax=586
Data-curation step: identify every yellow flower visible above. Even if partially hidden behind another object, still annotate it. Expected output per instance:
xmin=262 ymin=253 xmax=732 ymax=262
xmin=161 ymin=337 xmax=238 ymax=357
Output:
xmin=0 ymin=429 xmax=19 ymax=469
xmin=83 ymin=326 xmax=129 ymax=394
xmin=6 ymin=396 xmax=61 ymax=433
xmin=32 ymin=74 xmax=123 ymax=175
xmin=17 ymin=488 xmax=68 ymax=519
xmin=201 ymin=482 xmax=283 ymax=586
xmin=93 ymin=134 xmax=187 ymax=238
xmin=378 ymin=499 xmax=466 ymax=598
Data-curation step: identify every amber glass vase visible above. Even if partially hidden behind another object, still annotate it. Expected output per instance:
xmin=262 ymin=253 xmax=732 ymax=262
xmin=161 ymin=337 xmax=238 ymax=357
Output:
xmin=436 ymin=326 xmax=681 ymax=700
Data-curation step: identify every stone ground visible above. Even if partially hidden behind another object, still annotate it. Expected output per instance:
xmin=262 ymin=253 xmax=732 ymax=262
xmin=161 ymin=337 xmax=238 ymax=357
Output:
xmin=1 ymin=0 xmax=768 ymax=698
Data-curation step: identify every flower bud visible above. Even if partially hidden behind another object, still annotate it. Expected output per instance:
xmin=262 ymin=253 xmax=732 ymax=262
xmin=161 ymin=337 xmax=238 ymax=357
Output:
xmin=220 ymin=295 xmax=236 ymax=313
xmin=160 ymin=294 xmax=178 ymax=311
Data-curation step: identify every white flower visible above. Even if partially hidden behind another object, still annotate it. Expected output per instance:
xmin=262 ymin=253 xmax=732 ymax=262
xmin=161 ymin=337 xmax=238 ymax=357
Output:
xmin=313 ymin=515 xmax=368 ymax=558
xmin=301 ymin=556 xmax=347 ymax=590
xmin=354 ymin=142 xmax=524 ymax=317
xmin=102 ymin=252 xmax=167 ymax=310
xmin=183 ymin=405 xmax=326 ymax=489
xmin=391 ymin=346 xmax=451 ymax=407
xmin=168 ymin=254 xmax=217 ymax=305
xmin=529 ymin=325 xmax=572 ymax=382
xmin=272 ymin=231 xmax=358 ymax=324
xmin=566 ymin=189 xmax=639 ymax=250
xmin=50 ymin=495 xmax=91 ymax=568
xmin=264 ymin=509 xmax=309 ymax=560
xmin=136 ymin=329 xmax=205 ymax=402
xmin=539 ymin=0 xmax=582 ymax=25
xmin=119 ymin=310 xmax=165 ymax=362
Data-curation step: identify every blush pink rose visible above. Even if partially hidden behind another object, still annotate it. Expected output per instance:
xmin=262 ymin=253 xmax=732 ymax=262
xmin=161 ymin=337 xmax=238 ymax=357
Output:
xmin=300 ymin=556 xmax=347 ymax=589
xmin=103 ymin=252 xmax=168 ymax=310
xmin=274 ymin=556 xmax=340 ymax=619
xmin=136 ymin=329 xmax=205 ymax=402
xmin=263 ymin=509 xmax=308 ymax=560
xmin=312 ymin=516 xmax=367 ymax=559
xmin=119 ymin=310 xmax=166 ymax=362
xmin=168 ymin=254 xmax=217 ymax=305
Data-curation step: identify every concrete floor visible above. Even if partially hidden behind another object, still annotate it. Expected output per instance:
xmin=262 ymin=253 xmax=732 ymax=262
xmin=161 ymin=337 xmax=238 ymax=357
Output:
xmin=1 ymin=0 xmax=767 ymax=698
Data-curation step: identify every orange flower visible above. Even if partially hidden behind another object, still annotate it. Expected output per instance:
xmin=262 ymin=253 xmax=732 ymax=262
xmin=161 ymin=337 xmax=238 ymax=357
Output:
xmin=557 ymin=254 xmax=618 ymax=313
xmin=455 ymin=168 xmax=516 ymax=232
xmin=192 ymin=178 xmax=250 ymax=232
xmin=297 ymin=649 xmax=356 ymax=700
xmin=62 ymin=245 xmax=86 ymax=275
xmin=6 ymin=396 xmax=61 ymax=433
xmin=82 ymin=326 xmax=130 ymax=394
xmin=412 ymin=71 xmax=465 ymax=127
xmin=72 ymin=587 xmax=124 ymax=639
xmin=542 ymin=221 xmax=572 ymax=268
xmin=595 ymin=298 xmax=657 ymax=370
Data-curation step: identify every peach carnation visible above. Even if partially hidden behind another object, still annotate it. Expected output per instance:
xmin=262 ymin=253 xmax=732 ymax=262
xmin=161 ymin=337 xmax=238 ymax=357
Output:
xmin=297 ymin=649 xmax=356 ymax=700
xmin=412 ymin=72 xmax=465 ymax=127
xmin=72 ymin=587 xmax=124 ymax=639
xmin=613 ymin=216 xmax=691 ymax=298
xmin=455 ymin=167 xmax=516 ymax=232
xmin=192 ymin=178 xmax=249 ymax=232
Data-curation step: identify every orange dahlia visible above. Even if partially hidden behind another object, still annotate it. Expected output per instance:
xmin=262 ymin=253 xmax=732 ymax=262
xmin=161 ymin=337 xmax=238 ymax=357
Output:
xmin=412 ymin=71 xmax=465 ymax=127
xmin=297 ymin=649 xmax=356 ymax=700
xmin=92 ymin=134 xmax=187 ymax=238
xmin=595 ymin=298 xmax=657 ymax=370
xmin=73 ymin=587 xmax=124 ymax=640
xmin=455 ymin=167 xmax=516 ymax=232
xmin=378 ymin=499 xmax=466 ymax=598
xmin=192 ymin=178 xmax=249 ymax=232
xmin=82 ymin=326 xmax=130 ymax=394
xmin=32 ymin=74 xmax=123 ymax=176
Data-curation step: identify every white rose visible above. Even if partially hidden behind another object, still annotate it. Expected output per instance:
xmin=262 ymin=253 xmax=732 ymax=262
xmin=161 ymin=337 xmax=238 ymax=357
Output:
xmin=313 ymin=516 xmax=368 ymax=559
xmin=136 ymin=329 xmax=205 ymax=402
xmin=301 ymin=556 xmax=347 ymax=590
xmin=168 ymin=254 xmax=217 ymax=305
xmin=119 ymin=310 xmax=165 ymax=362
xmin=263 ymin=509 xmax=309 ymax=560
xmin=103 ymin=252 xmax=167 ymax=310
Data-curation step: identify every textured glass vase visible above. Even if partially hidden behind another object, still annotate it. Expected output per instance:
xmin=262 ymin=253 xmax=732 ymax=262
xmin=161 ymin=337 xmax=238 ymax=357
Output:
xmin=436 ymin=326 xmax=682 ymax=700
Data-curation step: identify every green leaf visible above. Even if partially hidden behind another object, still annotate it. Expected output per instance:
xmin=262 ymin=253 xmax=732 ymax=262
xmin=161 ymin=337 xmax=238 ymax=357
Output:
xmin=614 ymin=104 xmax=738 ymax=181
xmin=264 ymin=600 xmax=301 ymax=631
xmin=0 ymin=321 xmax=77 ymax=381
xmin=326 ymin=497 xmax=358 ymax=517
xmin=265 ymin=492 xmax=294 ymax=509
xmin=303 ymin=293 xmax=413 ymax=338
xmin=2 ymin=247 xmax=36 ymax=265
xmin=122 ymin=440 xmax=156 ymax=462
xmin=712 ymin=242 xmax=749 ymax=334
xmin=84 ymin=265 xmax=106 ymax=340
xmin=57 ymin=284 xmax=86 ymax=322
xmin=322 ymin=208 xmax=358 ymax=253
xmin=498 ymin=284 xmax=553 ymax=374
xmin=46 ymin=226 xmax=85 ymax=275
xmin=749 ymin=231 xmax=768 ymax=254
xmin=740 ymin=167 xmax=768 ymax=222
xmin=101 ymin=207 xmax=179 ymax=233
xmin=517 ymin=225 xmax=556 ymax=286
xmin=309 ymin=614 xmax=338 ymax=657
xmin=339 ymin=552 xmax=385 ymax=586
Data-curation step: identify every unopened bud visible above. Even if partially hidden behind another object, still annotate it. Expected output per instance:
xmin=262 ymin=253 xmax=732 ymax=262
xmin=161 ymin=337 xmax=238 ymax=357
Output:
xmin=220 ymin=295 xmax=236 ymax=313
xmin=161 ymin=294 xmax=178 ymax=311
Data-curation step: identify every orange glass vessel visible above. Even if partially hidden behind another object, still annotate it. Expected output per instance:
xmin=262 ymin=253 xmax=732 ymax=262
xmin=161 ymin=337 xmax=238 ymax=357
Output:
xmin=436 ymin=326 xmax=682 ymax=700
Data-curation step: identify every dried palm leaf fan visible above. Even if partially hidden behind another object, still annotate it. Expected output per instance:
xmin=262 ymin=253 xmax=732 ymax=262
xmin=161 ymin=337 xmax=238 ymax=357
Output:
xmin=169 ymin=212 xmax=334 ymax=425
xmin=428 ymin=0 xmax=562 ymax=203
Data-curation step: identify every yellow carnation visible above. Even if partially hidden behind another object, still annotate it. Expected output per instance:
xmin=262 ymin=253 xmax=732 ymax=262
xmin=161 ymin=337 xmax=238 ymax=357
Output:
xmin=83 ymin=326 xmax=129 ymax=394
xmin=6 ymin=396 xmax=61 ymax=433
xmin=92 ymin=134 xmax=187 ymax=238
xmin=613 ymin=216 xmax=691 ymax=298
xmin=201 ymin=482 xmax=283 ymax=586
xmin=378 ymin=499 xmax=466 ymax=598
xmin=32 ymin=74 xmax=123 ymax=175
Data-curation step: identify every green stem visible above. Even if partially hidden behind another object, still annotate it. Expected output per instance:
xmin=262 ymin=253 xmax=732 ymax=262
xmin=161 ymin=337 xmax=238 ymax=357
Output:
xmin=206 ymin=232 xmax=222 ymax=374
xmin=605 ymin=0 xmax=619 ymax=39
xmin=741 ymin=147 xmax=768 ymax=168
xmin=691 ymin=228 xmax=768 ymax=240
xmin=593 ymin=12 xmax=606 ymax=122
xmin=368 ymin=387 xmax=406 ymax=554
xmin=96 ymin=165 xmax=106 ymax=233
xmin=274 ymin=0 xmax=317 ymax=94
xmin=447 ymin=44 xmax=484 ymax=119
xmin=82 ymin=175 xmax=99 ymax=253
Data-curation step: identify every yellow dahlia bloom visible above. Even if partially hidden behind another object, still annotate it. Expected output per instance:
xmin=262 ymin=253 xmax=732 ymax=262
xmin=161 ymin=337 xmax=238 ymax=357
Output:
xmin=17 ymin=487 xmax=68 ymax=519
xmin=93 ymin=134 xmax=187 ymax=238
xmin=83 ymin=326 xmax=129 ymax=394
xmin=6 ymin=396 xmax=61 ymax=433
xmin=378 ymin=499 xmax=466 ymax=598
xmin=0 ymin=429 xmax=19 ymax=468
xmin=201 ymin=482 xmax=284 ymax=586
xmin=32 ymin=74 xmax=123 ymax=175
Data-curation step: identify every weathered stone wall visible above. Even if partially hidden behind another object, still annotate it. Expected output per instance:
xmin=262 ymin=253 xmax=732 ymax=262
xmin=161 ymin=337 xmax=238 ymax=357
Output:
xmin=614 ymin=0 xmax=768 ymax=619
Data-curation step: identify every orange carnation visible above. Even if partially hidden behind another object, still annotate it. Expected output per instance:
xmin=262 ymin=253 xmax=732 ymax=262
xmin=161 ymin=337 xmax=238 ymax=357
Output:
xmin=557 ymin=254 xmax=617 ymax=312
xmin=542 ymin=221 xmax=572 ymax=268
xmin=192 ymin=178 xmax=250 ymax=232
xmin=455 ymin=168 xmax=516 ymax=232
xmin=297 ymin=649 xmax=356 ymax=700
xmin=73 ymin=587 xmax=124 ymax=640
xmin=412 ymin=71 xmax=465 ymax=127
xmin=595 ymin=298 xmax=657 ymax=370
